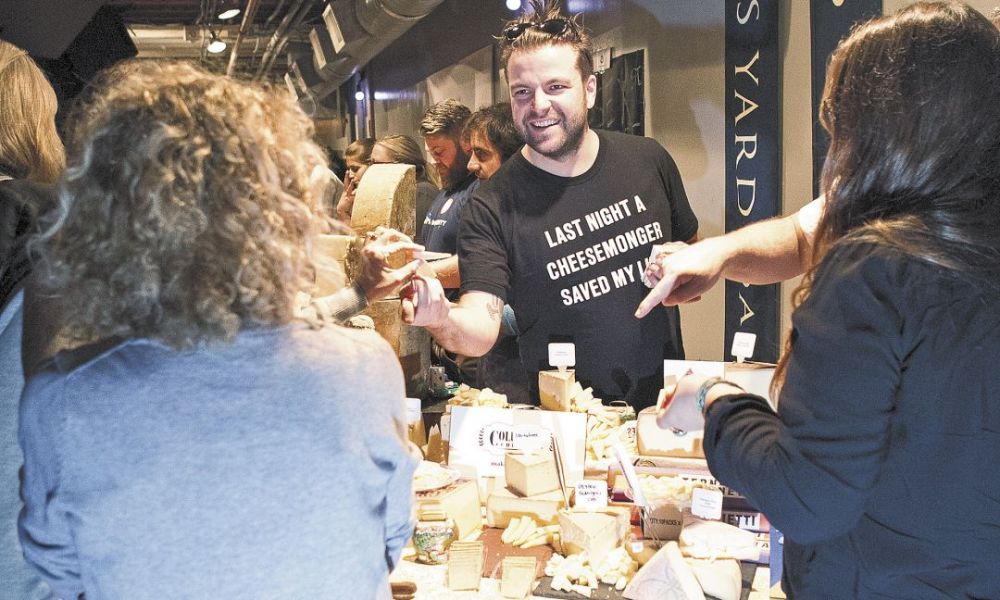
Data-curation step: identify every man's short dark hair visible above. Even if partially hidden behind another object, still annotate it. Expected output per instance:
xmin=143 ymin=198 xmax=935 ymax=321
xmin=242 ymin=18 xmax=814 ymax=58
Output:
xmin=498 ymin=0 xmax=593 ymax=80
xmin=419 ymin=99 xmax=471 ymax=139
xmin=463 ymin=103 xmax=523 ymax=162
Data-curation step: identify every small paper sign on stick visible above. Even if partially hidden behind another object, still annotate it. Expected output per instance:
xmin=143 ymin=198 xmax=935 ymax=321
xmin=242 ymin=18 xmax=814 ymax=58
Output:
xmin=574 ymin=480 xmax=608 ymax=510
xmin=731 ymin=332 xmax=757 ymax=364
xmin=691 ymin=487 xmax=724 ymax=521
xmin=548 ymin=343 xmax=576 ymax=371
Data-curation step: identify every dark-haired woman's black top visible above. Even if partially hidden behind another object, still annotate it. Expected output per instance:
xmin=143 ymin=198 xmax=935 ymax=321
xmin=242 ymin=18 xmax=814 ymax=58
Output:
xmin=704 ymin=239 xmax=1000 ymax=599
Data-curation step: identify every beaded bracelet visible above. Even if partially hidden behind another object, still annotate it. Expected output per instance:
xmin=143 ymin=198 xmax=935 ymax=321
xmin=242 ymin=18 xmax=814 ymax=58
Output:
xmin=695 ymin=376 xmax=742 ymax=415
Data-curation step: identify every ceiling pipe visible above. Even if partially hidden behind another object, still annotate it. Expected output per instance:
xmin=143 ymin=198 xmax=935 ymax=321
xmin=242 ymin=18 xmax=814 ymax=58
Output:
xmin=304 ymin=0 xmax=444 ymax=99
xmin=225 ymin=0 xmax=262 ymax=76
xmin=254 ymin=0 xmax=315 ymax=80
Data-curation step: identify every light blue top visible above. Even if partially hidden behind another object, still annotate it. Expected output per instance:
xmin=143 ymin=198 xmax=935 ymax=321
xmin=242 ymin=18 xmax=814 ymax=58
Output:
xmin=1 ymin=291 xmax=55 ymax=600
xmin=19 ymin=323 xmax=418 ymax=600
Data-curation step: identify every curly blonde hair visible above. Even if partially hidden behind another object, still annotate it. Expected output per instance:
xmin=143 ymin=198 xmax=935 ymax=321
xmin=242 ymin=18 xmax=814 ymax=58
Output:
xmin=35 ymin=61 xmax=332 ymax=349
xmin=0 ymin=40 xmax=66 ymax=183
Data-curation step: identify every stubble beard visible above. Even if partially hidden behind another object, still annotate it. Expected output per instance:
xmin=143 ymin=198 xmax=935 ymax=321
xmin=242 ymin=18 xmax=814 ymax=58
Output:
xmin=520 ymin=109 xmax=588 ymax=162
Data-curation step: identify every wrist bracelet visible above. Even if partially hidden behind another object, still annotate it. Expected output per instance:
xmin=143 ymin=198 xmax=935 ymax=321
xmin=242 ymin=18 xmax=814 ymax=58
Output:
xmin=695 ymin=377 xmax=742 ymax=415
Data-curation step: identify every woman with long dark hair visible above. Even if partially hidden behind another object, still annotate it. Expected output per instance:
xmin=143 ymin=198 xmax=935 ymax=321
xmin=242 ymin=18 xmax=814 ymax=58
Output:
xmin=658 ymin=3 xmax=1000 ymax=596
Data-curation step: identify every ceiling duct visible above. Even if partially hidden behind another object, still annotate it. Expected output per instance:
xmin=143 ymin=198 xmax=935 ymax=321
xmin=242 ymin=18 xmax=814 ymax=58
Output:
xmin=307 ymin=0 xmax=444 ymax=97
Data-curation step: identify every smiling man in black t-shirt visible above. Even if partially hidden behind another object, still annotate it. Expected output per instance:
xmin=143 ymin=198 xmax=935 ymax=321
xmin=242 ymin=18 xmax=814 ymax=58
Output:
xmin=403 ymin=0 xmax=698 ymax=410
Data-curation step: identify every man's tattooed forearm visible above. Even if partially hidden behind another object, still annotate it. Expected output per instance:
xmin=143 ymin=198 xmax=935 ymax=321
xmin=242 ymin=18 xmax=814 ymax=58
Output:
xmin=487 ymin=297 xmax=503 ymax=321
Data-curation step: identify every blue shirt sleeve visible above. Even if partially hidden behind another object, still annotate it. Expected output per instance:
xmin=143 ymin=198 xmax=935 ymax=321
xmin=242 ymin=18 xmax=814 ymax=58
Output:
xmin=18 ymin=370 xmax=84 ymax=600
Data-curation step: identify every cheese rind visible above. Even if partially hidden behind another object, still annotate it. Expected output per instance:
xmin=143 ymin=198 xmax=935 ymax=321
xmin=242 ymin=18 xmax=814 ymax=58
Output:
xmin=505 ymin=451 xmax=560 ymax=497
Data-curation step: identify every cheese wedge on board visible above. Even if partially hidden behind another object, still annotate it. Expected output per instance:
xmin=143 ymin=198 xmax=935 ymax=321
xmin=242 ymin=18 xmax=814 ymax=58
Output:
xmin=685 ymin=558 xmax=742 ymax=600
xmin=486 ymin=486 xmax=566 ymax=528
xmin=539 ymin=370 xmax=575 ymax=411
xmin=623 ymin=541 xmax=705 ymax=600
xmin=505 ymin=451 xmax=560 ymax=497
xmin=558 ymin=507 xmax=631 ymax=566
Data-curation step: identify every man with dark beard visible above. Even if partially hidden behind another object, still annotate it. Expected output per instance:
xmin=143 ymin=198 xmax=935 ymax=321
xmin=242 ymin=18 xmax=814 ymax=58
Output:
xmin=418 ymin=99 xmax=479 ymax=290
xmin=404 ymin=0 xmax=698 ymax=410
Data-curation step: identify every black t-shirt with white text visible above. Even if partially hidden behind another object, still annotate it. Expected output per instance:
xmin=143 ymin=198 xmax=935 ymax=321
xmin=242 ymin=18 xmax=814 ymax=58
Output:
xmin=458 ymin=130 xmax=698 ymax=409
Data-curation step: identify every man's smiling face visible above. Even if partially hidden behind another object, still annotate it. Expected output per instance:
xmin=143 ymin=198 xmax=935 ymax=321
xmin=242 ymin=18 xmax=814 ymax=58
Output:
xmin=507 ymin=44 xmax=596 ymax=161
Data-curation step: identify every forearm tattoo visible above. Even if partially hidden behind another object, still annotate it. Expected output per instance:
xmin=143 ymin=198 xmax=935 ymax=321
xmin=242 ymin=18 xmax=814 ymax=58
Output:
xmin=487 ymin=297 xmax=503 ymax=322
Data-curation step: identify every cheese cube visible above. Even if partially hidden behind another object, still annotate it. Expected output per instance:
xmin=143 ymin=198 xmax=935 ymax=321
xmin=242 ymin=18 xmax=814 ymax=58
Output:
xmin=486 ymin=486 xmax=566 ymax=528
xmin=558 ymin=508 xmax=631 ymax=565
xmin=539 ymin=370 xmax=575 ymax=411
xmin=505 ymin=451 xmax=560 ymax=497
xmin=636 ymin=406 xmax=704 ymax=458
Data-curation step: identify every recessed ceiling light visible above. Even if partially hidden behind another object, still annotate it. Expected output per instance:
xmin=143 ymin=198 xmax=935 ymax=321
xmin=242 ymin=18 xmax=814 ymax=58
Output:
xmin=207 ymin=32 xmax=227 ymax=54
xmin=219 ymin=8 xmax=241 ymax=20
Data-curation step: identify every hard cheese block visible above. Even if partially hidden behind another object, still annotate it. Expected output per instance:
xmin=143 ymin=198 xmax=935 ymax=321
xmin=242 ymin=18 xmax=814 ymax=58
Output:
xmin=506 ymin=451 xmax=560 ymax=497
xmin=415 ymin=478 xmax=482 ymax=540
xmin=636 ymin=406 xmax=704 ymax=458
xmin=539 ymin=370 xmax=575 ymax=411
xmin=558 ymin=508 xmax=631 ymax=566
xmin=487 ymin=486 xmax=567 ymax=528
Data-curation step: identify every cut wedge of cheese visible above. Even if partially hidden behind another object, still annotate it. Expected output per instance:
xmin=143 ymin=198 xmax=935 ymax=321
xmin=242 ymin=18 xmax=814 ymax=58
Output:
xmin=539 ymin=370 xmax=575 ymax=411
xmin=623 ymin=541 xmax=705 ymax=600
xmin=685 ymin=558 xmax=742 ymax=600
xmin=505 ymin=451 xmax=560 ymax=497
xmin=558 ymin=508 xmax=631 ymax=566
xmin=486 ymin=486 xmax=566 ymax=528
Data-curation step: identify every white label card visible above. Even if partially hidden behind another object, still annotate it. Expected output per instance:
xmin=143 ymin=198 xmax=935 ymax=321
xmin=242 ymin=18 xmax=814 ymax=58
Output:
xmin=730 ymin=332 xmax=757 ymax=363
xmin=405 ymin=397 xmax=422 ymax=425
xmin=574 ymin=480 xmax=608 ymax=510
xmin=548 ymin=343 xmax=576 ymax=369
xmin=691 ymin=487 xmax=724 ymax=521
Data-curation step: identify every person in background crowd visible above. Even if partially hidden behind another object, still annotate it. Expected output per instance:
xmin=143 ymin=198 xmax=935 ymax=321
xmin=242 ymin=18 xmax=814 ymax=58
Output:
xmin=371 ymin=134 xmax=441 ymax=239
xmin=315 ymin=156 xmax=346 ymax=219
xmin=19 ymin=62 xmax=417 ymax=599
xmin=327 ymin=147 xmax=348 ymax=182
xmin=336 ymin=137 xmax=375 ymax=222
xmin=637 ymin=5 xmax=1000 ymax=318
xmin=460 ymin=102 xmax=531 ymax=403
xmin=659 ymin=3 xmax=1000 ymax=596
xmin=464 ymin=102 xmax=523 ymax=181
xmin=418 ymin=99 xmax=479 ymax=289
xmin=404 ymin=0 xmax=698 ymax=410
xmin=0 ymin=38 xmax=61 ymax=600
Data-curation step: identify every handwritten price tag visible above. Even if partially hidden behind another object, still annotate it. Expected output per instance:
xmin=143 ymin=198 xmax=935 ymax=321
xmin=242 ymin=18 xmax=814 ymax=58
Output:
xmin=574 ymin=480 xmax=609 ymax=510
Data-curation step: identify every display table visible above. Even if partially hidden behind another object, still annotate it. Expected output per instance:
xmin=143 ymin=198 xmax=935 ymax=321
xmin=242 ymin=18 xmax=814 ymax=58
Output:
xmin=390 ymin=551 xmax=776 ymax=599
